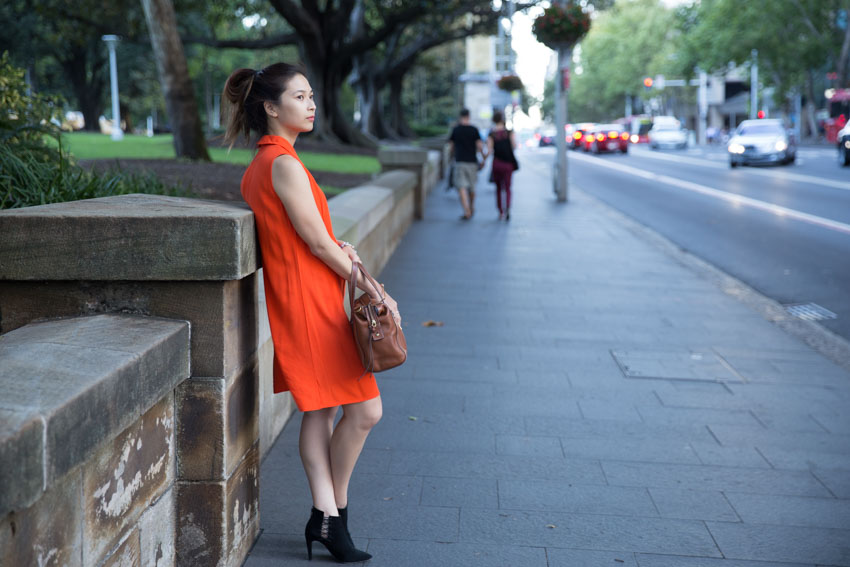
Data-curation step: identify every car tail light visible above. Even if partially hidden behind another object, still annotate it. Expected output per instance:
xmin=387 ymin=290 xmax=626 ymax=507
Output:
xmin=534 ymin=133 xmax=541 ymax=140
xmin=620 ymin=133 xmax=629 ymax=140
xmin=574 ymin=132 xmax=582 ymax=140
xmin=608 ymin=131 xmax=618 ymax=139
xmin=596 ymin=133 xmax=605 ymax=141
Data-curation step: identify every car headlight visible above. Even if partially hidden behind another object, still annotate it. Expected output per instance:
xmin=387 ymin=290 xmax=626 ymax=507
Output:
xmin=728 ymin=143 xmax=745 ymax=154
xmin=775 ymin=139 xmax=788 ymax=152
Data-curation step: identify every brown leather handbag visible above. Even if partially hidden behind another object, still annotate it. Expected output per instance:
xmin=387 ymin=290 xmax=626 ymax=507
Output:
xmin=349 ymin=262 xmax=407 ymax=374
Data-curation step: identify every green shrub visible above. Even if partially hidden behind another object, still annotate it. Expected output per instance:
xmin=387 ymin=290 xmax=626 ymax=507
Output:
xmin=0 ymin=52 xmax=182 ymax=209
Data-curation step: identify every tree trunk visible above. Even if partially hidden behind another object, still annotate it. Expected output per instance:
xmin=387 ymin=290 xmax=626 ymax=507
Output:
xmin=140 ymin=0 xmax=210 ymax=161
xmin=805 ymin=71 xmax=820 ymax=140
xmin=388 ymin=74 xmax=414 ymax=138
xmin=63 ymin=45 xmax=105 ymax=132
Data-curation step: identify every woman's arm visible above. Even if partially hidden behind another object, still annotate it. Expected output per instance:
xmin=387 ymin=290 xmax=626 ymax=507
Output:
xmin=510 ymin=131 xmax=518 ymax=150
xmin=271 ymin=155 xmax=387 ymax=304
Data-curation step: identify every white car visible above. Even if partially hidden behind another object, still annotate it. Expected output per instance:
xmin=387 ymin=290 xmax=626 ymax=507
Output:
xmin=727 ymin=119 xmax=796 ymax=167
xmin=648 ymin=117 xmax=688 ymax=150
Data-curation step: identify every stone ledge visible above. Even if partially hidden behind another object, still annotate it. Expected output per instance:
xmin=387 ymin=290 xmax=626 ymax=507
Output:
xmin=377 ymin=146 xmax=431 ymax=167
xmin=330 ymin=170 xmax=417 ymax=247
xmin=0 ymin=194 xmax=258 ymax=281
xmin=0 ymin=314 xmax=190 ymax=513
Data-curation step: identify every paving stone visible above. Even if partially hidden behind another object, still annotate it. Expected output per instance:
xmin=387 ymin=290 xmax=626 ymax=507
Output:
xmin=345 ymin=473 xmax=422 ymax=507
xmin=757 ymin=446 xmax=850 ymax=471
xmin=578 ymin=400 xmax=644 ymax=422
xmin=648 ymin=488 xmax=739 ymax=522
xmin=458 ymin=508 xmax=720 ymax=556
xmin=812 ymin=468 xmax=850 ymax=498
xmin=363 ymin=540 xmax=548 ymax=567
xmin=634 ymin=405 xmax=762 ymax=428
xmin=388 ymin=450 xmax=606 ymax=484
xmin=495 ymin=435 xmax=563 ymax=457
xmin=601 ymin=461 xmax=831 ymax=497
xmin=707 ymin=424 xmax=850 ymax=454
xmin=546 ymin=548 xmax=639 ymax=566
xmin=635 ymin=553 xmax=815 ymax=567
xmin=724 ymin=492 xmax=850 ymax=529
xmin=706 ymin=521 xmax=850 ymax=565
xmin=689 ymin=442 xmax=772 ymax=469
xmin=420 ymin=477 xmax=498 ymax=509
xmin=498 ymin=479 xmax=657 ymax=517
xmin=561 ymin=437 xmax=701 ymax=465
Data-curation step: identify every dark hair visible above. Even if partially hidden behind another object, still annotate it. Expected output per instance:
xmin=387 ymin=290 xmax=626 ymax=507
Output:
xmin=222 ymin=62 xmax=307 ymax=148
xmin=492 ymin=111 xmax=504 ymax=125
xmin=459 ymin=108 xmax=470 ymax=118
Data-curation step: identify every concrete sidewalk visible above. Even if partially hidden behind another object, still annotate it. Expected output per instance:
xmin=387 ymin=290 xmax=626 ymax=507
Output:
xmin=245 ymin=153 xmax=850 ymax=567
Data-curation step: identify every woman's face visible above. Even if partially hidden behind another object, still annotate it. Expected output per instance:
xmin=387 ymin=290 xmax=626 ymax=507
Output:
xmin=267 ymin=73 xmax=316 ymax=133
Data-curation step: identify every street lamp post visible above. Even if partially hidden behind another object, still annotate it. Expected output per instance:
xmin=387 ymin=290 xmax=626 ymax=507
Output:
xmin=101 ymin=35 xmax=123 ymax=141
xmin=750 ymin=48 xmax=758 ymax=120
xmin=554 ymin=45 xmax=571 ymax=203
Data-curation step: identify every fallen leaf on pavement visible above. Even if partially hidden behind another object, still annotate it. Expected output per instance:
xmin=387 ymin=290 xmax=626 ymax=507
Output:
xmin=545 ymin=524 xmax=557 ymax=529
xmin=408 ymin=416 xmax=418 ymax=421
xmin=422 ymin=320 xmax=444 ymax=327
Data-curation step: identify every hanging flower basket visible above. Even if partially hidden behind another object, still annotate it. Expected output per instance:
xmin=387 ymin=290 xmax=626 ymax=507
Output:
xmin=532 ymin=3 xmax=591 ymax=49
xmin=497 ymin=74 xmax=524 ymax=93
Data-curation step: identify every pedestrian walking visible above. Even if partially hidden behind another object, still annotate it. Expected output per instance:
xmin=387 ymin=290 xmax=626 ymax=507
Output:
xmin=448 ymin=108 xmax=487 ymax=220
xmin=223 ymin=62 xmax=401 ymax=564
xmin=487 ymin=111 xmax=519 ymax=221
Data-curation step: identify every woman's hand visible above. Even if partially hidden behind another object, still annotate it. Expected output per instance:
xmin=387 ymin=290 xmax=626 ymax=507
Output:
xmin=339 ymin=241 xmax=362 ymax=264
xmin=381 ymin=291 xmax=402 ymax=328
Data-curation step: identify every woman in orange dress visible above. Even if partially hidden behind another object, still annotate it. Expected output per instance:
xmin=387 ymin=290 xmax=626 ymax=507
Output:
xmin=223 ymin=63 xmax=400 ymax=563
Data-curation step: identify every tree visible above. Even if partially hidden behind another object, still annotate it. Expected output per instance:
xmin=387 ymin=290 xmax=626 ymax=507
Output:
xmin=141 ymin=0 xmax=210 ymax=160
xmin=0 ymin=0 xmax=148 ymax=131
xmin=569 ymin=0 xmax=678 ymax=121
xmin=351 ymin=0 xmax=512 ymax=139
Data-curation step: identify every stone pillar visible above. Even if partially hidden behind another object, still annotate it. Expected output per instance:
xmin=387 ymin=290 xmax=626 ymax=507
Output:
xmin=377 ymin=146 xmax=431 ymax=219
xmin=0 ymin=194 xmax=261 ymax=567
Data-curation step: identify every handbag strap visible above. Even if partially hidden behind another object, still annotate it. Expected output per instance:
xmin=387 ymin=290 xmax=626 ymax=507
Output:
xmin=348 ymin=261 xmax=383 ymax=309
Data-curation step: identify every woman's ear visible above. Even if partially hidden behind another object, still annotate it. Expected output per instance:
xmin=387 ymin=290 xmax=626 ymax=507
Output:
xmin=263 ymin=101 xmax=279 ymax=119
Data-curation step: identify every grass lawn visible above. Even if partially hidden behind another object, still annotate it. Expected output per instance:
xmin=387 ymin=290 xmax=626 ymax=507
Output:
xmin=60 ymin=132 xmax=380 ymax=174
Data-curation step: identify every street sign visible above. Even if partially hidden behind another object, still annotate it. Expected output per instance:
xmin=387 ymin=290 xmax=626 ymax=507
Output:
xmin=654 ymin=74 xmax=665 ymax=90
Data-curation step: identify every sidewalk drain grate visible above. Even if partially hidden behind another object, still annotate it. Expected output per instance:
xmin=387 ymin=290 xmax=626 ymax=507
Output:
xmin=784 ymin=302 xmax=837 ymax=321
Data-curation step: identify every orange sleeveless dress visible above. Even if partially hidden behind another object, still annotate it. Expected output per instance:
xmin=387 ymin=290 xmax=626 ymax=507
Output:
xmin=241 ymin=135 xmax=379 ymax=412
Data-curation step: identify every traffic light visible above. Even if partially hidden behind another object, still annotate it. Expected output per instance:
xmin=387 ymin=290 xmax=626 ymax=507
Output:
xmin=643 ymin=77 xmax=653 ymax=90
xmin=757 ymin=110 xmax=765 ymax=119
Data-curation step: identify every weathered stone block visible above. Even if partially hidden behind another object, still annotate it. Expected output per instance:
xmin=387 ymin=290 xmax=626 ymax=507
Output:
xmin=0 ymin=315 xmax=188 ymax=490
xmin=83 ymin=395 xmax=174 ymax=565
xmin=175 ymin=444 xmax=259 ymax=567
xmin=176 ymin=358 xmax=259 ymax=481
xmin=377 ymin=146 xmax=430 ymax=167
xmin=0 ymin=276 xmax=257 ymax=379
xmin=0 ymin=194 xmax=258 ymax=281
xmin=139 ymin=488 xmax=175 ymax=567
xmin=101 ymin=529 xmax=141 ymax=567
xmin=176 ymin=481 xmax=224 ymax=567
xmin=0 ymin=409 xmax=44 ymax=513
xmin=0 ymin=469 xmax=83 ymax=567
xmin=224 ymin=444 xmax=260 ymax=565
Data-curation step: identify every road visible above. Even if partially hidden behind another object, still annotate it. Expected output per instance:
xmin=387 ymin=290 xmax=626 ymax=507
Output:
xmin=521 ymin=142 xmax=850 ymax=341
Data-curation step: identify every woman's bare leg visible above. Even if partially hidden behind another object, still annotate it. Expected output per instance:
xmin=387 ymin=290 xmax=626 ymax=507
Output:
xmin=299 ymin=406 xmax=340 ymax=515
xmin=330 ymin=395 xmax=382 ymax=509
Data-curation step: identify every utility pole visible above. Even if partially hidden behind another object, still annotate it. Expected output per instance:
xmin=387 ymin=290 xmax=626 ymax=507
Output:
xmin=554 ymin=44 xmax=571 ymax=202
xmin=750 ymin=49 xmax=758 ymax=119
xmin=102 ymin=35 xmax=123 ymax=141
xmin=698 ymin=69 xmax=708 ymax=145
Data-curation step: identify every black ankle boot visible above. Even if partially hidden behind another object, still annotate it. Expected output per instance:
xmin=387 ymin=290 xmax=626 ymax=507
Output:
xmin=305 ymin=507 xmax=372 ymax=563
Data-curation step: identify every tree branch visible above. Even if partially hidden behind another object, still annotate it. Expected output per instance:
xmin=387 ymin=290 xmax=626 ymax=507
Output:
xmin=182 ymin=33 xmax=299 ymax=49
xmin=267 ymin=0 xmax=321 ymax=37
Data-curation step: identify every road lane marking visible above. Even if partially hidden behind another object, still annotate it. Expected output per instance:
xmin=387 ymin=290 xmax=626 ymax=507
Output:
xmin=629 ymin=147 xmax=850 ymax=192
xmin=570 ymin=151 xmax=850 ymax=236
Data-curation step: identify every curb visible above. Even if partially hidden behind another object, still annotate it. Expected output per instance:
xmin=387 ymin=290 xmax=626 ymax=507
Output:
xmin=577 ymin=188 xmax=850 ymax=374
